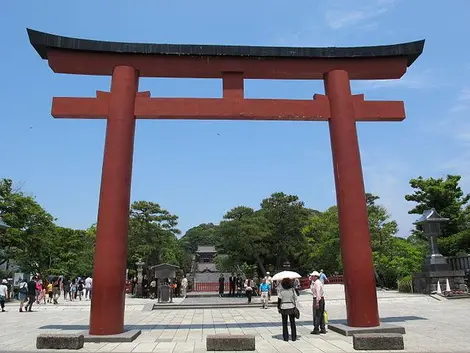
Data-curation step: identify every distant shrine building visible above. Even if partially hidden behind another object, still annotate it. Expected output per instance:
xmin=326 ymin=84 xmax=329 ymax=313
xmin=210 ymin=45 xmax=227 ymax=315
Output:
xmin=191 ymin=246 xmax=231 ymax=285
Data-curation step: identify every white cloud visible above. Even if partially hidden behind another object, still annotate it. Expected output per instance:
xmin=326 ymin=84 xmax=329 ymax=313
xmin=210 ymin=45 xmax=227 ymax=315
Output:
xmin=324 ymin=0 xmax=396 ymax=30
xmin=354 ymin=70 xmax=439 ymax=91
xmin=433 ymin=87 xmax=470 ymax=197
xmin=450 ymin=88 xmax=470 ymax=113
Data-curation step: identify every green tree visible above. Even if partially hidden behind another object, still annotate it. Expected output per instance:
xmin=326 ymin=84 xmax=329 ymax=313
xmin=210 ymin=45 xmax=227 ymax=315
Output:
xmin=301 ymin=193 xmax=415 ymax=287
xmin=301 ymin=205 xmax=342 ymax=274
xmin=179 ymin=223 xmax=222 ymax=253
xmin=38 ymin=227 xmax=95 ymax=277
xmin=127 ymin=201 xmax=182 ymax=271
xmin=367 ymin=194 xmax=398 ymax=255
xmin=405 ymin=175 xmax=470 ymax=255
xmin=219 ymin=206 xmax=271 ymax=275
xmin=373 ymin=237 xmax=427 ymax=288
xmin=0 ymin=178 xmax=56 ymax=275
xmin=260 ymin=192 xmax=309 ymax=270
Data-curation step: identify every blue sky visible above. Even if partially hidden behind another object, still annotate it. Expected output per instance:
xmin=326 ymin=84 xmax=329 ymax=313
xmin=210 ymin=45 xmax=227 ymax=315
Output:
xmin=1 ymin=0 xmax=470 ymax=237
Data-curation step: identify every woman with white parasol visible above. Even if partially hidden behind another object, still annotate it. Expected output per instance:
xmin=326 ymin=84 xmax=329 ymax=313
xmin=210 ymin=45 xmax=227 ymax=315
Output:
xmin=273 ymin=270 xmax=301 ymax=342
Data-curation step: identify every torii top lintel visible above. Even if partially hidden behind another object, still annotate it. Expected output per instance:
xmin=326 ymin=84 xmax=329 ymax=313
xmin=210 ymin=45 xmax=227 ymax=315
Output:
xmin=27 ymin=29 xmax=424 ymax=80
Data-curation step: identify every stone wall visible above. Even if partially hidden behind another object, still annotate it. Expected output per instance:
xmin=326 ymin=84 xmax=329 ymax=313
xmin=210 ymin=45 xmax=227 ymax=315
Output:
xmin=413 ymin=271 xmax=466 ymax=294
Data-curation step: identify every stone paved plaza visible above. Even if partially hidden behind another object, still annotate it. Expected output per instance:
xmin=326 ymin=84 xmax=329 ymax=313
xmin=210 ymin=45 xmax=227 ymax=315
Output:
xmin=1 ymin=285 xmax=469 ymax=352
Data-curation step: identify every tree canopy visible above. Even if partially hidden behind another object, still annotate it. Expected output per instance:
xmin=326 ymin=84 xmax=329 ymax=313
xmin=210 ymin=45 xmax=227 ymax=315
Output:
xmin=2 ymin=172 xmax=469 ymax=287
xmin=405 ymin=175 xmax=470 ymax=255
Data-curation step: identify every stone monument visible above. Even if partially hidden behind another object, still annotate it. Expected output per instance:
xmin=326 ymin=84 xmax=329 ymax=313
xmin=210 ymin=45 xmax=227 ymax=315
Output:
xmin=135 ymin=259 xmax=145 ymax=298
xmin=412 ymin=209 xmax=466 ymax=294
xmin=149 ymin=263 xmax=179 ymax=303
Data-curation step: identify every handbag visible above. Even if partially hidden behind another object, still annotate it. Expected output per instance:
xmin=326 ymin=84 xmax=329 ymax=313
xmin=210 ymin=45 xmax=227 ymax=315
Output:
xmin=323 ymin=310 xmax=328 ymax=325
xmin=294 ymin=307 xmax=300 ymax=319
xmin=292 ymin=288 xmax=300 ymax=319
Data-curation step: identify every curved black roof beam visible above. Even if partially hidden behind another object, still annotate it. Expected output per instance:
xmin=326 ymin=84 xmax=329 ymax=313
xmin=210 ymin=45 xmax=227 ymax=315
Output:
xmin=27 ymin=28 xmax=424 ymax=67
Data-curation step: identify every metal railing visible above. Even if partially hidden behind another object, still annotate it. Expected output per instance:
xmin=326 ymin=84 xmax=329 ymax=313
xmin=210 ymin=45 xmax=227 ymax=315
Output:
xmin=193 ymin=275 xmax=345 ymax=292
xmin=194 ymin=282 xmax=230 ymax=292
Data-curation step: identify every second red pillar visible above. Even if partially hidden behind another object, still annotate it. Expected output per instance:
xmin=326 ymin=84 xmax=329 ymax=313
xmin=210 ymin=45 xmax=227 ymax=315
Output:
xmin=324 ymin=69 xmax=380 ymax=328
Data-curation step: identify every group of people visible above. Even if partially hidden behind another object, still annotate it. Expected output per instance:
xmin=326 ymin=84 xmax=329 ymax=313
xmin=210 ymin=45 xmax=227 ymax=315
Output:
xmin=219 ymin=272 xmax=277 ymax=302
xmin=135 ymin=276 xmax=189 ymax=299
xmin=0 ymin=275 xmax=93 ymax=313
xmin=276 ymin=270 xmax=327 ymax=341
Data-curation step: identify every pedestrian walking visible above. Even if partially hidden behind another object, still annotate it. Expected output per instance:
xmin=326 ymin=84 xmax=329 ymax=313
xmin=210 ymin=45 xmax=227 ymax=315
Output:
xmin=52 ymin=277 xmax=61 ymax=304
xmin=181 ymin=276 xmax=188 ymax=298
xmin=218 ymin=274 xmax=225 ymax=297
xmin=277 ymin=278 xmax=298 ymax=342
xmin=265 ymin=272 xmax=273 ymax=301
xmin=63 ymin=279 xmax=70 ymax=301
xmin=319 ymin=269 xmax=329 ymax=284
xmin=259 ymin=278 xmax=270 ymax=309
xmin=85 ymin=276 xmax=93 ymax=300
xmin=25 ymin=277 xmax=37 ymax=312
xmin=244 ymin=278 xmax=254 ymax=303
xmin=18 ymin=278 xmax=28 ymax=312
xmin=77 ymin=280 xmax=84 ymax=300
xmin=236 ymin=275 xmax=243 ymax=297
xmin=229 ymin=273 xmax=236 ymax=297
xmin=294 ymin=277 xmax=300 ymax=296
xmin=0 ymin=279 xmax=9 ymax=312
xmin=46 ymin=281 xmax=53 ymax=303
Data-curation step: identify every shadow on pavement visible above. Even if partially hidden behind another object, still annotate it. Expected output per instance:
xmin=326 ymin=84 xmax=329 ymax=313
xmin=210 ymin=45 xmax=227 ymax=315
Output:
xmin=39 ymin=316 xmax=426 ymax=331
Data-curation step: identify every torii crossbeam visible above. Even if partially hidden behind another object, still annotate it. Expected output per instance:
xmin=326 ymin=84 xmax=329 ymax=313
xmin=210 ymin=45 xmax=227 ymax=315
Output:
xmin=28 ymin=28 xmax=424 ymax=337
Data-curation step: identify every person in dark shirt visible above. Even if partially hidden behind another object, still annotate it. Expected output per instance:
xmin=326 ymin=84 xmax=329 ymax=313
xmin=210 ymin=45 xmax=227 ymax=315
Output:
xmin=229 ymin=273 xmax=236 ymax=297
xmin=218 ymin=274 xmax=225 ymax=297
xmin=25 ymin=277 xmax=37 ymax=312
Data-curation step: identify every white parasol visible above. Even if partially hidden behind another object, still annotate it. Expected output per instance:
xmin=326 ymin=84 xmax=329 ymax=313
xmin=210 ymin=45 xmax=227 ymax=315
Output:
xmin=271 ymin=270 xmax=301 ymax=281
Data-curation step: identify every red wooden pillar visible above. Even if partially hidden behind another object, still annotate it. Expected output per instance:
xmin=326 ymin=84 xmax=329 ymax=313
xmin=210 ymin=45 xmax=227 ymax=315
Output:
xmin=324 ymin=70 xmax=380 ymax=327
xmin=90 ymin=66 xmax=138 ymax=335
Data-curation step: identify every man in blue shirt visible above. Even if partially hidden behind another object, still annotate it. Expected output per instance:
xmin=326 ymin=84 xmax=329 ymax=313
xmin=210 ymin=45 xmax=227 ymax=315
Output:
xmin=259 ymin=278 xmax=271 ymax=309
xmin=319 ymin=270 xmax=328 ymax=284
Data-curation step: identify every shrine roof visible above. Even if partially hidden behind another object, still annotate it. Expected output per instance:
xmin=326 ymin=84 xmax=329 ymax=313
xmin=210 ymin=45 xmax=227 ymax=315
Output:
xmin=27 ymin=28 xmax=424 ymax=67
xmin=196 ymin=246 xmax=217 ymax=253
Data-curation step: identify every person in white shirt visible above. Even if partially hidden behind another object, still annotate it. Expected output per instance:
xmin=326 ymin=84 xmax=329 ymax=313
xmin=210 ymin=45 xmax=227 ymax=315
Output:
xmin=85 ymin=277 xmax=93 ymax=300
xmin=181 ymin=276 xmax=188 ymax=298
xmin=0 ymin=279 xmax=9 ymax=312
xmin=310 ymin=271 xmax=326 ymax=334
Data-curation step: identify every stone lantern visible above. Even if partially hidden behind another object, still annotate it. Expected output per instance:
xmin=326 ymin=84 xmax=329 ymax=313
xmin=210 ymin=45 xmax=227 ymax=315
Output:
xmin=412 ymin=209 xmax=466 ymax=294
xmin=282 ymin=261 xmax=291 ymax=270
xmin=135 ymin=259 xmax=145 ymax=298
xmin=415 ymin=208 xmax=449 ymax=272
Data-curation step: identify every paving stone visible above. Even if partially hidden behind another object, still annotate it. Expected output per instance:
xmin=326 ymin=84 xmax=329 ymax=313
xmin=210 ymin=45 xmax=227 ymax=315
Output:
xmin=2 ymin=286 xmax=470 ymax=352
xmin=353 ymin=333 xmax=404 ymax=351
xmin=36 ymin=333 xmax=84 ymax=350
xmin=206 ymin=334 xmax=256 ymax=351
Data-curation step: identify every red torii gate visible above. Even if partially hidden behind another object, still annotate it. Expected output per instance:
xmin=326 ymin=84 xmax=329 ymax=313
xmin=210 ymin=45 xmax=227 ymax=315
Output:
xmin=28 ymin=29 xmax=424 ymax=336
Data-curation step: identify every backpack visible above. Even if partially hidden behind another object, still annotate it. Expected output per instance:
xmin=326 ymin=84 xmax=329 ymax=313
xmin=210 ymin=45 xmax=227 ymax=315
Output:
xmin=19 ymin=282 xmax=28 ymax=293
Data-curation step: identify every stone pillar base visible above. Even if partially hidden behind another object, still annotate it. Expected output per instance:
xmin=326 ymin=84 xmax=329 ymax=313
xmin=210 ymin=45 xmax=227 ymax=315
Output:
xmin=81 ymin=329 xmax=141 ymax=343
xmin=328 ymin=322 xmax=405 ymax=337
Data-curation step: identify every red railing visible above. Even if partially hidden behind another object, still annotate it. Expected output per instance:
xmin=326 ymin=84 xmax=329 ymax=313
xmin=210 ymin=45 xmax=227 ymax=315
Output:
xmin=300 ymin=275 xmax=344 ymax=289
xmin=194 ymin=282 xmax=230 ymax=292
xmin=194 ymin=276 xmax=344 ymax=292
